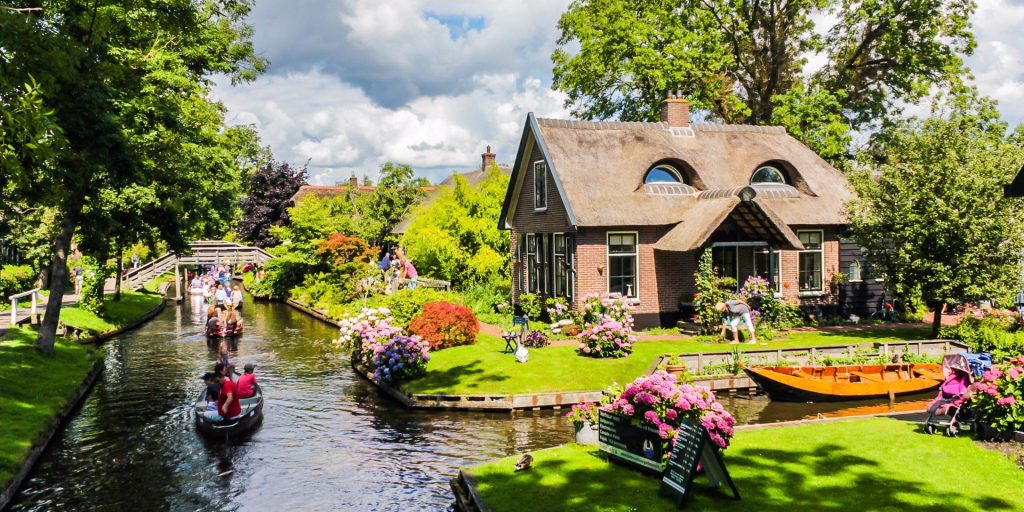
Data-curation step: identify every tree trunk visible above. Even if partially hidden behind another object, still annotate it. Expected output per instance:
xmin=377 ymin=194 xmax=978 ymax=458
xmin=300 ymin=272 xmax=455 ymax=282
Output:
xmin=114 ymin=245 xmax=122 ymax=301
xmin=34 ymin=216 xmax=76 ymax=354
xmin=931 ymin=306 xmax=943 ymax=339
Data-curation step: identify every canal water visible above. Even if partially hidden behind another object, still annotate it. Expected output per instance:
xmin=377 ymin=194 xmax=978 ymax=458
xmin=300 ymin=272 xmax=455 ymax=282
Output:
xmin=7 ymin=297 xmax=933 ymax=511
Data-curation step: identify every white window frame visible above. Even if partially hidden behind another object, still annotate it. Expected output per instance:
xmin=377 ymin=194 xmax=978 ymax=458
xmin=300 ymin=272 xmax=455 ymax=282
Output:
xmin=525 ymin=233 xmax=537 ymax=293
xmin=753 ymin=247 xmax=783 ymax=298
xmin=553 ymin=233 xmax=568 ymax=298
xmin=606 ymin=231 xmax=639 ymax=299
xmin=849 ymin=260 xmax=862 ymax=282
xmin=533 ymin=160 xmax=548 ymax=212
xmin=797 ymin=230 xmax=824 ymax=292
xmin=644 ymin=165 xmax=683 ymax=185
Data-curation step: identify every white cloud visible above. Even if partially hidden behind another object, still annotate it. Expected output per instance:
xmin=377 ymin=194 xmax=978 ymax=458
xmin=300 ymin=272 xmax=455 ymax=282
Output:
xmin=967 ymin=0 xmax=1024 ymax=123
xmin=214 ymin=70 xmax=567 ymax=184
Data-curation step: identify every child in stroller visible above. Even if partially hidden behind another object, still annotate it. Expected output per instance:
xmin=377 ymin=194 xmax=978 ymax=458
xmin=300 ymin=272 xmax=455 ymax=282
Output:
xmin=922 ymin=353 xmax=989 ymax=436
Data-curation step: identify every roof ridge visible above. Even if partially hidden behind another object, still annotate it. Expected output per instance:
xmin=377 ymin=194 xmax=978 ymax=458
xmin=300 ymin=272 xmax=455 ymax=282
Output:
xmin=535 ymin=117 xmax=787 ymax=134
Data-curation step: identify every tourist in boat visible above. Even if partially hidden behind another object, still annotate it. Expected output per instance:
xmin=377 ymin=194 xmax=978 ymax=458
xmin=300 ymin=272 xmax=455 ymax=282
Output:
xmin=206 ymin=307 xmax=221 ymax=336
xmin=223 ymin=307 xmax=243 ymax=335
xmin=716 ymin=300 xmax=757 ymax=344
xmin=230 ymin=285 xmax=243 ymax=308
xmin=215 ymin=284 xmax=229 ymax=309
xmin=203 ymin=371 xmax=241 ymax=421
xmin=202 ymin=372 xmax=220 ymax=408
xmin=237 ymin=363 xmax=257 ymax=399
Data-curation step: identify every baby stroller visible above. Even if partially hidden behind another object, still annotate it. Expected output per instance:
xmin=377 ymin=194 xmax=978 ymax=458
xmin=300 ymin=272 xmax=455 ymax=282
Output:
xmin=922 ymin=353 xmax=989 ymax=437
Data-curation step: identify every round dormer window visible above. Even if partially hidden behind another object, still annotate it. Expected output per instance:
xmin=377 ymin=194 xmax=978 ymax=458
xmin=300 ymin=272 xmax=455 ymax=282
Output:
xmin=750 ymin=165 xmax=786 ymax=185
xmin=645 ymin=165 xmax=683 ymax=184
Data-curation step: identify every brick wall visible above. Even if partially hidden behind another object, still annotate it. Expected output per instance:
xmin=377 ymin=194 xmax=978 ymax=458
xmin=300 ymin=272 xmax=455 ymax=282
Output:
xmin=509 ymin=144 xmax=573 ymax=234
xmin=779 ymin=226 xmax=840 ymax=304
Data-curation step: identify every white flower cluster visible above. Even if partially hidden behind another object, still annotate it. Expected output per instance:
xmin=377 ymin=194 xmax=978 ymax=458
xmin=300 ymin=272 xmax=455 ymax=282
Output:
xmin=337 ymin=307 xmax=393 ymax=350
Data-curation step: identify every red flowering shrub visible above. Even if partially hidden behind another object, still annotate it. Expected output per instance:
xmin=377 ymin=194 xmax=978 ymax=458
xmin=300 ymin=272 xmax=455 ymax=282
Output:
xmin=408 ymin=301 xmax=479 ymax=350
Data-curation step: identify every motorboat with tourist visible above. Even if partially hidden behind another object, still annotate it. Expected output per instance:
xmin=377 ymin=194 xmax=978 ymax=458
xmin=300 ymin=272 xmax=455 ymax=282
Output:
xmin=193 ymin=378 xmax=263 ymax=438
xmin=741 ymin=362 xmax=944 ymax=402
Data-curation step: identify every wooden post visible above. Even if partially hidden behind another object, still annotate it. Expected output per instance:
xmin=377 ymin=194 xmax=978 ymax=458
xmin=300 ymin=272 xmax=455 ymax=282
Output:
xmin=174 ymin=263 xmax=181 ymax=301
xmin=30 ymin=290 xmax=37 ymax=324
xmin=9 ymin=298 xmax=15 ymax=324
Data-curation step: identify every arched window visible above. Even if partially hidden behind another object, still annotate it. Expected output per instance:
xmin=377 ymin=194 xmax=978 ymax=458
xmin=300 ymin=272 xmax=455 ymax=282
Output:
xmin=751 ymin=165 xmax=786 ymax=185
xmin=849 ymin=260 xmax=862 ymax=282
xmin=644 ymin=165 xmax=683 ymax=184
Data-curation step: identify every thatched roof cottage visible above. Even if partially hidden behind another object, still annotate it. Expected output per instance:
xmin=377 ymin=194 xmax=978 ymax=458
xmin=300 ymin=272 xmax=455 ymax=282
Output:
xmin=498 ymin=94 xmax=883 ymax=327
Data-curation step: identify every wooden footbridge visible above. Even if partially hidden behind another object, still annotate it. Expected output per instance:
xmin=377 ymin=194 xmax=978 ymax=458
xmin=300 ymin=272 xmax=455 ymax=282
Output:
xmin=122 ymin=240 xmax=274 ymax=299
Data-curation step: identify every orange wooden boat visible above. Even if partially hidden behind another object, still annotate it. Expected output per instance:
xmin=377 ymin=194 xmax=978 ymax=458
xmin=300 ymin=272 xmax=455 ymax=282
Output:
xmin=741 ymin=363 xmax=944 ymax=402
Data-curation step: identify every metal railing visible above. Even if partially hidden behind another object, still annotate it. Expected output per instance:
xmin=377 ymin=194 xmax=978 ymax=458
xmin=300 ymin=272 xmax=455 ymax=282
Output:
xmin=8 ymin=287 xmax=40 ymax=324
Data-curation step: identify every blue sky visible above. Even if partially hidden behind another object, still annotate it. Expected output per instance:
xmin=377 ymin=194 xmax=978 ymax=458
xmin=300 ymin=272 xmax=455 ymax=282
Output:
xmin=212 ymin=0 xmax=1024 ymax=185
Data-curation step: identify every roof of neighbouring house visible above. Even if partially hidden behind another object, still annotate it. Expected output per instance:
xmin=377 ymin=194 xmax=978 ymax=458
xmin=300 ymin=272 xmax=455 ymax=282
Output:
xmin=289 ymin=184 xmax=437 ymax=204
xmin=499 ymin=114 xmax=855 ymax=248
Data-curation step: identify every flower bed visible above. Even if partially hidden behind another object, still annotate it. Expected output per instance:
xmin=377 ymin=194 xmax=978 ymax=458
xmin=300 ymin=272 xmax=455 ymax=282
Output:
xmin=605 ymin=370 xmax=736 ymax=462
xmin=971 ymin=355 xmax=1024 ymax=436
xmin=337 ymin=307 xmax=430 ymax=384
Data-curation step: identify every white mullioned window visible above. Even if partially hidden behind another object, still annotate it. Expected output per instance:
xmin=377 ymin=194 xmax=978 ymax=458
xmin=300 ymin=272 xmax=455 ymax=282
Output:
xmin=849 ymin=260 xmax=862 ymax=282
xmin=533 ymin=160 xmax=548 ymax=211
xmin=798 ymin=230 xmax=824 ymax=291
xmin=607 ymin=232 xmax=638 ymax=298
xmin=526 ymin=233 xmax=538 ymax=293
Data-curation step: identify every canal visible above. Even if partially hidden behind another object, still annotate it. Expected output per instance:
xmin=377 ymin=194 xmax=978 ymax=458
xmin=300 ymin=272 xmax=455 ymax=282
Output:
xmin=7 ymin=296 xmax=934 ymax=511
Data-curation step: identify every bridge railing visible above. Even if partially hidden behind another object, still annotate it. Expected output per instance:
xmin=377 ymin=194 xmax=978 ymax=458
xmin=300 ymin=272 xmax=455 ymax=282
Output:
xmin=119 ymin=241 xmax=277 ymax=293
xmin=8 ymin=287 xmax=40 ymax=324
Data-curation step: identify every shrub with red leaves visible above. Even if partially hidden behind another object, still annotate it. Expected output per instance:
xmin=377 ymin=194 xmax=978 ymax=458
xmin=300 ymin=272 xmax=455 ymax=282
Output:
xmin=408 ymin=301 xmax=480 ymax=350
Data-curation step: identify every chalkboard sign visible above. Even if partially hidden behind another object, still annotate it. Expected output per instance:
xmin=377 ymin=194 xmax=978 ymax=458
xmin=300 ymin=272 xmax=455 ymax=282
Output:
xmin=597 ymin=410 xmax=665 ymax=474
xmin=659 ymin=419 xmax=740 ymax=507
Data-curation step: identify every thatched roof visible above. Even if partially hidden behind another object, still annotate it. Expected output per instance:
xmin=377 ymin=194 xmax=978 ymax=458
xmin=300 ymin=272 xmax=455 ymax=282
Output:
xmin=500 ymin=114 xmax=854 ymax=234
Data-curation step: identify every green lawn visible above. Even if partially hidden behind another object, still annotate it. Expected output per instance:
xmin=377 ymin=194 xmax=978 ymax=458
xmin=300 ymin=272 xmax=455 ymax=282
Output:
xmin=141 ymin=273 xmax=173 ymax=293
xmin=467 ymin=417 xmax=1023 ymax=512
xmin=401 ymin=327 xmax=931 ymax=395
xmin=0 ymin=327 xmax=97 ymax=490
xmin=59 ymin=291 xmax=163 ymax=335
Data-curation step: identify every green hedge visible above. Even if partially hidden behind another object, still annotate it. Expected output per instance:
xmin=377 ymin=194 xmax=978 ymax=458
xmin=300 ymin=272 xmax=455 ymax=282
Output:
xmin=940 ymin=314 xmax=1024 ymax=361
xmin=0 ymin=265 xmax=36 ymax=300
xmin=326 ymin=288 xmax=466 ymax=328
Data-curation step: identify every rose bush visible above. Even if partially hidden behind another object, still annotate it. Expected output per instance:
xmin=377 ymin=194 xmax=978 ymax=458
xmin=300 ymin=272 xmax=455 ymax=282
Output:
xmin=577 ymin=317 xmax=635 ymax=358
xmin=605 ymin=371 xmax=736 ymax=460
xmin=970 ymin=355 xmax=1024 ymax=433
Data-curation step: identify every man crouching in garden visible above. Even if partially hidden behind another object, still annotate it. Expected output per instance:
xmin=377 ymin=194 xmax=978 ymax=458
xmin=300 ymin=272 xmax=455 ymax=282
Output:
xmin=716 ymin=300 xmax=757 ymax=345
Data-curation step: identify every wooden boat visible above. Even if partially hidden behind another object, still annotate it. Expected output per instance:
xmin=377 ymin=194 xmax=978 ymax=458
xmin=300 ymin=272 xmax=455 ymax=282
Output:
xmin=741 ymin=363 xmax=943 ymax=402
xmin=205 ymin=325 xmax=243 ymax=339
xmin=193 ymin=379 xmax=263 ymax=438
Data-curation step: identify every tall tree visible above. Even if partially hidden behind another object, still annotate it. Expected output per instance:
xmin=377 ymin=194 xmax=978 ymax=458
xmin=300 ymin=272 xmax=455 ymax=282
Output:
xmin=0 ymin=0 xmax=265 ymax=353
xmin=402 ymin=166 xmax=511 ymax=287
xmin=363 ymin=163 xmax=429 ymax=246
xmin=846 ymin=92 xmax=1024 ymax=337
xmin=552 ymin=0 xmax=975 ymax=159
xmin=237 ymin=161 xmax=308 ymax=248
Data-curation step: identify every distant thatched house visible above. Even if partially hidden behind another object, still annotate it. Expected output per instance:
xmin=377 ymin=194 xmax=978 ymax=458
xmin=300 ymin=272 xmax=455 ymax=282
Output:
xmin=498 ymin=95 xmax=883 ymax=328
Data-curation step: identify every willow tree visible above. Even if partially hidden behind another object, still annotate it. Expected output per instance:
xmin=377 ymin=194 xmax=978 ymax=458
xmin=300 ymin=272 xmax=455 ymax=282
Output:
xmin=846 ymin=93 xmax=1024 ymax=337
xmin=552 ymin=0 xmax=976 ymax=159
xmin=0 ymin=1 xmax=265 ymax=353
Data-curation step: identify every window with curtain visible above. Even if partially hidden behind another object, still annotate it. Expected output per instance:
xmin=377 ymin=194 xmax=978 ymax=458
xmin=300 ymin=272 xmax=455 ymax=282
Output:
xmin=608 ymin=233 xmax=637 ymax=297
xmin=798 ymin=231 xmax=823 ymax=291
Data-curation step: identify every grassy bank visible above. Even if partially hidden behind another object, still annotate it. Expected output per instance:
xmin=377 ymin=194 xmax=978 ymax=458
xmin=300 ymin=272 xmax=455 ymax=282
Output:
xmin=467 ymin=418 xmax=1022 ymax=512
xmin=0 ymin=327 xmax=97 ymax=490
xmin=401 ymin=327 xmax=932 ymax=395
xmin=59 ymin=291 xmax=163 ymax=335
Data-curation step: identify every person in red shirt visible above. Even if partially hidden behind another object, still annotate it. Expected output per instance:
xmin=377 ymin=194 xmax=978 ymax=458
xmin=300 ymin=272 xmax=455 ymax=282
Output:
xmin=204 ymin=372 xmax=242 ymax=421
xmin=237 ymin=363 xmax=257 ymax=399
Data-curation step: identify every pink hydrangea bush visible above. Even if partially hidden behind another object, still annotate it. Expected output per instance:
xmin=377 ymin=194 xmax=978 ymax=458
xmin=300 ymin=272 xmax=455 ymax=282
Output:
xmin=605 ymin=371 xmax=736 ymax=459
xmin=337 ymin=307 xmax=396 ymax=353
xmin=970 ymin=355 xmax=1024 ymax=432
xmin=577 ymin=316 xmax=636 ymax=358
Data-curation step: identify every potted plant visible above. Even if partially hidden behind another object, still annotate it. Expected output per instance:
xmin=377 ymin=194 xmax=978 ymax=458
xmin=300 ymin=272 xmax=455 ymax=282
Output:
xmin=663 ymin=354 xmax=687 ymax=379
xmin=566 ymin=401 xmax=600 ymax=444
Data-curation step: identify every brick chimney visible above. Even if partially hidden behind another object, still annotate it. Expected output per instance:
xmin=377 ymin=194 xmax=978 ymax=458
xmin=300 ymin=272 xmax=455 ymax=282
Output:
xmin=481 ymin=145 xmax=496 ymax=172
xmin=660 ymin=91 xmax=690 ymax=127
xmin=349 ymin=172 xmax=358 ymax=187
